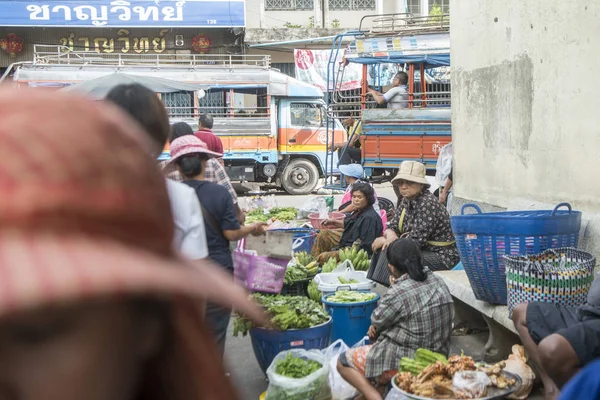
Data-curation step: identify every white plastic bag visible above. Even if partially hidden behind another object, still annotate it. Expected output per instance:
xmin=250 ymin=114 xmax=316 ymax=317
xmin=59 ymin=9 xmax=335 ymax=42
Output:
xmin=266 ymin=349 xmax=331 ymax=400
xmin=452 ymin=371 xmax=491 ymax=398
xmin=299 ymin=197 xmax=328 ymax=219
xmin=322 ymin=339 xmax=357 ymax=400
xmin=385 ymin=387 xmax=411 ymax=400
xmin=332 ymin=259 xmax=355 ymax=273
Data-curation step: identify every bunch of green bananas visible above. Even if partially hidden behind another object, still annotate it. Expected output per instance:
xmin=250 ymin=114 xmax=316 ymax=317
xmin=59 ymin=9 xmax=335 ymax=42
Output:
xmin=338 ymin=246 xmax=371 ymax=271
xmin=307 ymin=280 xmax=322 ymax=303
xmin=321 ymin=257 xmax=338 ymax=273
xmin=294 ymin=251 xmax=315 ymax=267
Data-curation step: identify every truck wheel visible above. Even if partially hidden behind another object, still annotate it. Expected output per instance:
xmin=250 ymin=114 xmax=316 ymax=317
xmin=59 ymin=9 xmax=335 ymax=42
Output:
xmin=281 ymin=158 xmax=319 ymax=195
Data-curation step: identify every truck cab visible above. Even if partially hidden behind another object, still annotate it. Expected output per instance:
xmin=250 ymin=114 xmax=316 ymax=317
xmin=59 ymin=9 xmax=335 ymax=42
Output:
xmin=6 ymin=46 xmax=347 ymax=195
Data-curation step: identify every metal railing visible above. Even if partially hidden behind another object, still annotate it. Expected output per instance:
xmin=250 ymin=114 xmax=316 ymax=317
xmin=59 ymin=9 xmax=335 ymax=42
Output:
xmin=32 ymin=45 xmax=271 ymax=68
xmin=166 ymin=106 xmax=271 ymax=119
xmin=359 ymin=12 xmax=450 ymax=36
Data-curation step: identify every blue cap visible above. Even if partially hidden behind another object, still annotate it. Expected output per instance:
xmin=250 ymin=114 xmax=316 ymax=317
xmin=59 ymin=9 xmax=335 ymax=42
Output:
xmin=339 ymin=163 xmax=364 ymax=179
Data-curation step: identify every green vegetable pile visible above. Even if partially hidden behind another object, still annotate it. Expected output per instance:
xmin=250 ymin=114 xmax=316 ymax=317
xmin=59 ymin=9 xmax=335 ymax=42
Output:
xmin=307 ymin=280 xmax=322 ymax=303
xmin=267 ymin=352 xmax=332 ymax=400
xmin=321 ymin=257 xmax=338 ymax=273
xmin=325 ymin=291 xmax=377 ymax=303
xmin=275 ymin=352 xmax=321 ymax=378
xmin=339 ymin=246 xmax=371 ymax=271
xmin=338 ymin=277 xmax=359 ymax=284
xmin=246 ymin=207 xmax=298 ymax=223
xmin=233 ymin=294 xmax=329 ymax=336
xmin=284 ymin=252 xmax=319 ymax=284
xmin=399 ymin=348 xmax=448 ymax=375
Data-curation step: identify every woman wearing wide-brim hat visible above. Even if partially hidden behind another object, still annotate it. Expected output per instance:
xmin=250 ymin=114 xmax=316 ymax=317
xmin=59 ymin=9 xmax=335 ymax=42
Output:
xmin=0 ymin=88 xmax=265 ymax=400
xmin=370 ymin=161 xmax=459 ymax=285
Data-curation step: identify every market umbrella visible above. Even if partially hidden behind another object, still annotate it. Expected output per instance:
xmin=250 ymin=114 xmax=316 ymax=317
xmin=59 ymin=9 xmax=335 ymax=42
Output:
xmin=62 ymin=73 xmax=208 ymax=99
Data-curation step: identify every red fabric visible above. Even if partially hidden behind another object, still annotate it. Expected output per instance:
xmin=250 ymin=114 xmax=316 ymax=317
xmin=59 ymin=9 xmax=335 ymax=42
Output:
xmin=194 ymin=129 xmax=224 ymax=154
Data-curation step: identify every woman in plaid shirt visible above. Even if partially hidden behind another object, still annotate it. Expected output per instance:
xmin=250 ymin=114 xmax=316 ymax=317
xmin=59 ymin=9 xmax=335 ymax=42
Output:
xmin=337 ymin=239 xmax=454 ymax=400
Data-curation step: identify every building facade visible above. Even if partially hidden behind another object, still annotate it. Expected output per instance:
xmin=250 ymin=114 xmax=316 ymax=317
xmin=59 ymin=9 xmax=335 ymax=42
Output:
xmin=244 ymin=0 xmax=451 ymax=78
xmin=0 ymin=1 xmax=245 ymax=76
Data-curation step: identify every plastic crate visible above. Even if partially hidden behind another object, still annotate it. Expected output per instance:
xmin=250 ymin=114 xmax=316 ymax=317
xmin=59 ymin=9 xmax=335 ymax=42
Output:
xmin=250 ymin=319 xmax=332 ymax=373
xmin=280 ymin=278 xmax=311 ymax=297
xmin=451 ymin=203 xmax=582 ymax=305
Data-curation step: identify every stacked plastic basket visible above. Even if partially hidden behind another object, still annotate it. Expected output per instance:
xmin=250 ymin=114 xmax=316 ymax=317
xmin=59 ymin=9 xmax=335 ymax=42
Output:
xmin=451 ymin=203 xmax=582 ymax=305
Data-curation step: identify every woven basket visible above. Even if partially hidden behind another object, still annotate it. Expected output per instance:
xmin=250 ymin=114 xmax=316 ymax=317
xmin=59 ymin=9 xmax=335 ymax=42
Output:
xmin=504 ymin=247 xmax=596 ymax=317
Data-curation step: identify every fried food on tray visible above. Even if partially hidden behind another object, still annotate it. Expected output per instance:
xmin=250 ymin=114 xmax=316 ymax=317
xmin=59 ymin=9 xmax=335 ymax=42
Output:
xmin=395 ymin=372 xmax=415 ymax=392
xmin=394 ymin=353 xmax=517 ymax=399
xmin=447 ymin=355 xmax=477 ymax=376
xmin=479 ymin=360 xmax=506 ymax=376
xmin=417 ymin=361 xmax=449 ymax=383
xmin=488 ymin=373 xmax=516 ymax=389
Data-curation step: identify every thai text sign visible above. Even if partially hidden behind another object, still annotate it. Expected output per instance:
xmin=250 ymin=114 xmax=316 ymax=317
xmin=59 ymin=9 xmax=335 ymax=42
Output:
xmin=1 ymin=0 xmax=246 ymax=28
xmin=59 ymin=29 xmax=170 ymax=53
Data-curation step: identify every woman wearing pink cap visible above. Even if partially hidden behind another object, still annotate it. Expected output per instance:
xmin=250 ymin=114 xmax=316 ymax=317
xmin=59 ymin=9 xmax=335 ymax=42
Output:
xmin=0 ymin=88 xmax=265 ymax=400
xmin=168 ymin=134 xmax=266 ymax=358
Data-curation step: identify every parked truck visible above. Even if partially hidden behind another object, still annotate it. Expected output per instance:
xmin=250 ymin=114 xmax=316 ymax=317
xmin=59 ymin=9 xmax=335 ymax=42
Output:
xmin=323 ymin=13 xmax=451 ymax=185
xmin=3 ymin=46 xmax=347 ymax=195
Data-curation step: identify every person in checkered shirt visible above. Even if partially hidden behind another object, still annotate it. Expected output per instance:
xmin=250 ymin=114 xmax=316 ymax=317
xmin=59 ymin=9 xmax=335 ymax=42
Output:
xmin=163 ymin=122 xmax=245 ymax=224
xmin=337 ymin=239 xmax=454 ymax=399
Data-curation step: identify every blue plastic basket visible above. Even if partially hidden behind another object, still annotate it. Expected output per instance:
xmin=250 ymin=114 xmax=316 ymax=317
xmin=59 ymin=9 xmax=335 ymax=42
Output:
xmin=291 ymin=228 xmax=317 ymax=254
xmin=249 ymin=319 xmax=332 ymax=373
xmin=451 ymin=203 xmax=582 ymax=305
xmin=322 ymin=292 xmax=380 ymax=347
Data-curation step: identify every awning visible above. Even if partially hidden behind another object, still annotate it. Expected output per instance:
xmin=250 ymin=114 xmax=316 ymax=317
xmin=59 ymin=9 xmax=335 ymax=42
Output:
xmin=349 ymin=53 xmax=450 ymax=68
xmin=62 ymin=73 xmax=208 ymax=99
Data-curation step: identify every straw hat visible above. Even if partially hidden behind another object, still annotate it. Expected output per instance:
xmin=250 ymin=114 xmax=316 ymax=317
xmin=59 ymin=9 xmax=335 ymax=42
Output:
xmin=391 ymin=160 xmax=430 ymax=186
xmin=0 ymin=88 xmax=264 ymax=400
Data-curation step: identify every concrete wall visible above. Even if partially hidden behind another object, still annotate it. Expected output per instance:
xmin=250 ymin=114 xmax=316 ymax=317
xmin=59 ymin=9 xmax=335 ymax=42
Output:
xmin=451 ymin=0 xmax=600 ymax=259
xmin=451 ymin=0 xmax=600 ymax=213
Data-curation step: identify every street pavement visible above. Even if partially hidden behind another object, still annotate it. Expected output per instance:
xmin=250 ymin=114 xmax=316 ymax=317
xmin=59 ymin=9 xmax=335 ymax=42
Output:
xmin=224 ymin=184 xmax=544 ymax=400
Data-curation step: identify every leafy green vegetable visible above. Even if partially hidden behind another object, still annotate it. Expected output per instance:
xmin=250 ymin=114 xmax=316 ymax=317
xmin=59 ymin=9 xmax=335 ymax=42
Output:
xmin=325 ymin=291 xmax=377 ymax=303
xmin=267 ymin=352 xmax=331 ymax=400
xmin=246 ymin=207 xmax=299 ymax=223
xmin=233 ymin=294 xmax=329 ymax=336
xmin=275 ymin=352 xmax=321 ymax=378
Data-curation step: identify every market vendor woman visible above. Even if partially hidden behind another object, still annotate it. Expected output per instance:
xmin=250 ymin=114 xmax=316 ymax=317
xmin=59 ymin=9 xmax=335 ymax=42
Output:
xmin=338 ymin=239 xmax=454 ymax=400
xmin=312 ymin=183 xmax=383 ymax=263
xmin=372 ymin=160 xmax=459 ymax=272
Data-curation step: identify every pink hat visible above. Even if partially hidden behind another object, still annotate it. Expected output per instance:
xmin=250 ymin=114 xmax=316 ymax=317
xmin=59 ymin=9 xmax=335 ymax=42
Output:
xmin=169 ymin=135 xmax=223 ymax=163
xmin=0 ymin=88 xmax=264 ymax=400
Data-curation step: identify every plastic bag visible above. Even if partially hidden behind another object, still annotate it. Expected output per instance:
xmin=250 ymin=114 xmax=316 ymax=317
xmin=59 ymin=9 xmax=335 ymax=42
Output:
xmin=266 ymin=349 xmax=332 ymax=400
xmin=332 ymin=259 xmax=355 ymax=273
xmin=351 ymin=336 xmax=370 ymax=348
xmin=299 ymin=197 xmax=328 ymax=219
xmin=385 ymin=388 xmax=411 ymax=400
xmin=322 ymin=339 xmax=357 ymax=400
xmin=452 ymin=371 xmax=491 ymax=398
